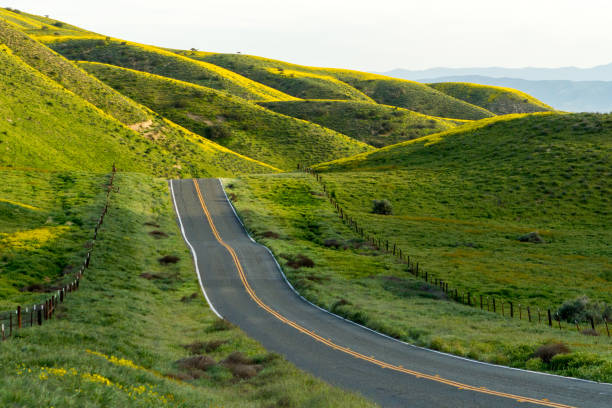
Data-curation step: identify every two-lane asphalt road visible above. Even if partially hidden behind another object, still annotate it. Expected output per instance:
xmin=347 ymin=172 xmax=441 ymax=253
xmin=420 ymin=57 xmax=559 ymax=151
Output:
xmin=169 ymin=178 xmax=611 ymax=408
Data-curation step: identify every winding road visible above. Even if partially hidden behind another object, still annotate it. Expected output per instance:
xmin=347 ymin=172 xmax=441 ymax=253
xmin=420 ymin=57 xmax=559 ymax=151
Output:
xmin=169 ymin=178 xmax=612 ymax=408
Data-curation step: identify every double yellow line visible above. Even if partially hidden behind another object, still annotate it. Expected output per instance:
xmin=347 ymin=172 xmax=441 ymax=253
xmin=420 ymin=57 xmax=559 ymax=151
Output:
xmin=192 ymin=179 xmax=574 ymax=408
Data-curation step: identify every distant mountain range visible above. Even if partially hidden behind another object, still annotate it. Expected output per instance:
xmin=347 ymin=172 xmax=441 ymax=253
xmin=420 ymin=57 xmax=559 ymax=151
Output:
xmin=380 ymin=65 xmax=612 ymax=113
xmin=383 ymin=63 xmax=612 ymax=82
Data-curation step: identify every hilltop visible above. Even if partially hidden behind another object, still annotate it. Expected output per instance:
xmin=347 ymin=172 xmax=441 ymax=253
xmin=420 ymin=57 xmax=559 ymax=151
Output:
xmin=427 ymin=82 xmax=553 ymax=114
xmin=80 ymin=62 xmax=372 ymax=169
xmin=259 ymin=100 xmax=460 ymax=147
xmin=182 ymin=53 xmax=496 ymax=120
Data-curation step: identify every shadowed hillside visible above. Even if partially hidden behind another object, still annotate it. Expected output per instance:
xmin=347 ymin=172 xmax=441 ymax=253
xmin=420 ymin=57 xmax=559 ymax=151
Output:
xmin=187 ymin=53 xmax=496 ymax=120
xmin=80 ymin=62 xmax=373 ymax=169
xmin=259 ymin=100 xmax=461 ymax=147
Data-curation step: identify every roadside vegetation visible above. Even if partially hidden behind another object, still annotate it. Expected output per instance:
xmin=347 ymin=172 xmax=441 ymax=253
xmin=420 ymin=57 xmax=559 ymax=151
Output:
xmin=260 ymin=99 xmax=462 ymax=147
xmin=80 ymin=62 xmax=372 ymax=169
xmin=224 ymin=173 xmax=611 ymax=382
xmin=0 ymin=171 xmax=374 ymax=407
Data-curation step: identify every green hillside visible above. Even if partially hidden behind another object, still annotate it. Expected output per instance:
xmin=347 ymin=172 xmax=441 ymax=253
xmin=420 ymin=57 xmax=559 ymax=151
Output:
xmin=80 ymin=62 xmax=373 ymax=169
xmin=187 ymin=53 xmax=496 ymax=120
xmin=314 ymin=112 xmax=611 ymax=306
xmin=259 ymin=100 xmax=461 ymax=147
xmin=45 ymin=39 xmax=297 ymax=102
xmin=0 ymin=42 xmax=274 ymax=176
xmin=0 ymin=19 xmax=146 ymax=125
xmin=173 ymin=50 xmax=374 ymax=102
xmin=428 ymin=82 xmax=554 ymax=114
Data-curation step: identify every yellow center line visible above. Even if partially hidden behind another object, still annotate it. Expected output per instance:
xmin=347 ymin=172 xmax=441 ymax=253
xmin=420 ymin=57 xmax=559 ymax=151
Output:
xmin=192 ymin=179 xmax=574 ymax=408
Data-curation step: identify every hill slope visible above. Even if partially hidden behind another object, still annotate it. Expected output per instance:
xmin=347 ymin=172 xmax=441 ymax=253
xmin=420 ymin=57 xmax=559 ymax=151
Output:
xmin=80 ymin=62 xmax=373 ymax=169
xmin=0 ymin=42 xmax=274 ymax=176
xmin=313 ymin=112 xmax=611 ymax=306
xmin=427 ymin=82 xmax=553 ymax=114
xmin=45 ymin=38 xmax=297 ymax=102
xmin=188 ymin=53 xmax=496 ymax=120
xmin=259 ymin=100 xmax=461 ymax=147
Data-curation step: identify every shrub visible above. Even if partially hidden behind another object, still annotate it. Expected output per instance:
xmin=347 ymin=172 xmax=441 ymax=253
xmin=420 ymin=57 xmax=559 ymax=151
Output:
xmin=158 ymin=255 xmax=180 ymax=264
xmin=281 ymin=254 xmax=315 ymax=268
xmin=323 ymin=238 xmax=342 ymax=248
xmin=372 ymin=199 xmax=393 ymax=215
xmin=52 ymin=21 xmax=64 ymax=27
xmin=556 ymin=296 xmax=611 ymax=323
xmin=205 ymin=123 xmax=232 ymax=139
xmin=533 ymin=343 xmax=570 ymax=363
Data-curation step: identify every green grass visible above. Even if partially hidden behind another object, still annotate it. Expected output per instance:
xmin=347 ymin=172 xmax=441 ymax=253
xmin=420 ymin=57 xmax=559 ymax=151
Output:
xmin=428 ymin=82 xmax=554 ymax=115
xmin=0 ymin=19 xmax=146 ymax=125
xmin=0 ymin=169 xmax=108 ymax=310
xmin=224 ymin=173 xmax=612 ymax=382
xmin=79 ymin=62 xmax=373 ymax=169
xmin=45 ymin=38 xmax=297 ymax=102
xmin=0 ymin=170 xmax=375 ymax=407
xmin=259 ymin=99 xmax=462 ymax=147
xmin=189 ymin=53 xmax=496 ymax=120
xmin=311 ymin=112 xmax=611 ymax=308
xmin=0 ymin=39 xmax=275 ymax=177
xmin=174 ymin=50 xmax=374 ymax=102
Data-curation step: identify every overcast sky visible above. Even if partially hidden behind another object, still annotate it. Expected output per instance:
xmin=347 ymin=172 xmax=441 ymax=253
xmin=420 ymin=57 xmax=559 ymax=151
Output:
xmin=5 ymin=0 xmax=612 ymax=72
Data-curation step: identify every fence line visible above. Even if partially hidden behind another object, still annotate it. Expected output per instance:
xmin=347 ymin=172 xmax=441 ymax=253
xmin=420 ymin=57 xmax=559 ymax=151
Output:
xmin=0 ymin=165 xmax=117 ymax=342
xmin=299 ymin=165 xmax=610 ymax=338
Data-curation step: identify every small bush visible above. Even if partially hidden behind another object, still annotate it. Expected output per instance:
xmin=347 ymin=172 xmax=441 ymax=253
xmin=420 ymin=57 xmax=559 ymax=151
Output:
xmin=281 ymin=254 xmax=315 ymax=268
xmin=323 ymin=238 xmax=342 ymax=248
xmin=262 ymin=231 xmax=279 ymax=239
xmin=158 ymin=255 xmax=180 ymax=265
xmin=208 ymin=319 xmax=234 ymax=332
xmin=52 ymin=21 xmax=64 ymax=27
xmin=205 ymin=124 xmax=232 ymax=139
xmin=533 ymin=343 xmax=570 ymax=363
xmin=372 ymin=199 xmax=393 ymax=215
xmin=148 ymin=230 xmax=168 ymax=238
xmin=556 ymin=296 xmax=611 ymax=323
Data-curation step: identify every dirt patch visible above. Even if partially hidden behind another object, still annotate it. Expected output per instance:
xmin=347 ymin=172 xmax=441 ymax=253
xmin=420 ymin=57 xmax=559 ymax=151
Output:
xmin=186 ymin=112 xmax=206 ymax=123
xmin=158 ymin=255 xmax=180 ymax=265
xmin=128 ymin=120 xmax=153 ymax=132
xmin=174 ymin=355 xmax=216 ymax=379
xmin=281 ymin=254 xmax=315 ymax=269
xmin=148 ymin=230 xmax=168 ymax=239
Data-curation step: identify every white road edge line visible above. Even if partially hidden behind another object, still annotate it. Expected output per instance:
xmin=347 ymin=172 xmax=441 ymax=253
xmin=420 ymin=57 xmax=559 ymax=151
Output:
xmin=169 ymin=179 xmax=223 ymax=319
xmin=217 ymin=177 xmax=610 ymax=386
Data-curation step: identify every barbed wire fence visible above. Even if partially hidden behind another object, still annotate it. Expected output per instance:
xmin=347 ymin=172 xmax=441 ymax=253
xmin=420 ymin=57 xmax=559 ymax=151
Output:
xmin=0 ymin=165 xmax=117 ymax=341
xmin=299 ymin=165 xmax=610 ymax=338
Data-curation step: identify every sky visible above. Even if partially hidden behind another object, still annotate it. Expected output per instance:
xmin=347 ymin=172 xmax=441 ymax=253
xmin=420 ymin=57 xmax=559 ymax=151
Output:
xmin=4 ymin=0 xmax=612 ymax=72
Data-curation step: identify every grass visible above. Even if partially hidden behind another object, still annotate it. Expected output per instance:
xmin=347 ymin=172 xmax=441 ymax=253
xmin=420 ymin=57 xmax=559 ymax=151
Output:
xmin=427 ymin=82 xmax=554 ymax=114
xmin=0 ymin=169 xmax=108 ymax=310
xmin=224 ymin=173 xmax=612 ymax=382
xmin=259 ymin=99 xmax=462 ymax=147
xmin=0 ymin=19 xmax=146 ymax=125
xmin=188 ymin=53 xmax=496 ymax=120
xmin=79 ymin=62 xmax=373 ymax=169
xmin=311 ymin=112 xmax=611 ymax=309
xmin=0 ymin=38 xmax=275 ymax=177
xmin=0 ymin=170 xmax=375 ymax=407
xmin=174 ymin=50 xmax=374 ymax=102
xmin=45 ymin=38 xmax=297 ymax=102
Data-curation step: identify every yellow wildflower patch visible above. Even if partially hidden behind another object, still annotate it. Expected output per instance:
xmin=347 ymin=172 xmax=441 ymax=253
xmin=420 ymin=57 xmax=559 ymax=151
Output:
xmin=0 ymin=226 xmax=70 ymax=251
xmin=0 ymin=197 xmax=41 ymax=211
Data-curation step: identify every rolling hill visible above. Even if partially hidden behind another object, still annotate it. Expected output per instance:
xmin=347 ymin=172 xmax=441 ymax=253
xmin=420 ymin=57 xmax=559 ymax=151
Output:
xmin=46 ymin=39 xmax=297 ymax=102
xmin=80 ymin=62 xmax=372 ymax=169
xmin=259 ymin=100 xmax=461 ymax=147
xmin=185 ymin=53 xmax=496 ymax=120
xmin=427 ymin=82 xmax=553 ymax=114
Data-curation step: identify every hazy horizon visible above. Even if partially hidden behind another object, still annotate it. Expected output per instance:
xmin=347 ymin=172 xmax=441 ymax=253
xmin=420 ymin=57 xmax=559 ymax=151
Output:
xmin=4 ymin=0 xmax=612 ymax=72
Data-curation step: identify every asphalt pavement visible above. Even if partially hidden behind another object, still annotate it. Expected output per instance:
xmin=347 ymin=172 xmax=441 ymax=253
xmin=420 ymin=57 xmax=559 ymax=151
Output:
xmin=169 ymin=178 xmax=612 ymax=408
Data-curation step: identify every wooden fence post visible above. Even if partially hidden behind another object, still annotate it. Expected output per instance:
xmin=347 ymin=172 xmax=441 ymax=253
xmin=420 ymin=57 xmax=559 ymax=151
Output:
xmin=527 ymin=306 xmax=531 ymax=322
xmin=604 ymin=317 xmax=610 ymax=337
xmin=37 ymin=306 xmax=42 ymax=326
xmin=509 ymin=302 xmax=513 ymax=318
xmin=17 ymin=305 xmax=21 ymax=329
xmin=492 ymin=298 xmax=496 ymax=313
xmin=547 ymin=309 xmax=552 ymax=327
xmin=480 ymin=295 xmax=483 ymax=310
